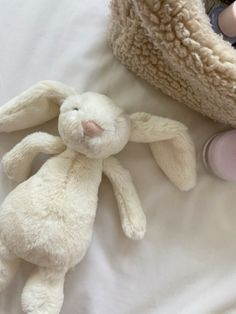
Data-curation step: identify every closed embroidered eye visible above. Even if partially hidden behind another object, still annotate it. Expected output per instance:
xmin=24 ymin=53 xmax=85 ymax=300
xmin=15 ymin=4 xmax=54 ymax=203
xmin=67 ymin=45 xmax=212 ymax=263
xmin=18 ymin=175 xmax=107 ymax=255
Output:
xmin=73 ymin=107 xmax=79 ymax=111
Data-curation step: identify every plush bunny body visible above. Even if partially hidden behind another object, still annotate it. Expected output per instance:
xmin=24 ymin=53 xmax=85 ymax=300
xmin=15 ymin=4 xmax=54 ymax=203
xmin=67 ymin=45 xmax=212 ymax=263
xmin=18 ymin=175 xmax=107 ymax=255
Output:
xmin=0 ymin=148 xmax=103 ymax=268
xmin=0 ymin=81 xmax=196 ymax=314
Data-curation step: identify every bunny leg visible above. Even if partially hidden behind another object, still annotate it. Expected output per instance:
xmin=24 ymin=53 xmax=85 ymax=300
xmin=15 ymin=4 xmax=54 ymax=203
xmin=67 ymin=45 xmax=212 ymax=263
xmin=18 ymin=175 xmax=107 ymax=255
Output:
xmin=21 ymin=266 xmax=67 ymax=314
xmin=0 ymin=240 xmax=21 ymax=292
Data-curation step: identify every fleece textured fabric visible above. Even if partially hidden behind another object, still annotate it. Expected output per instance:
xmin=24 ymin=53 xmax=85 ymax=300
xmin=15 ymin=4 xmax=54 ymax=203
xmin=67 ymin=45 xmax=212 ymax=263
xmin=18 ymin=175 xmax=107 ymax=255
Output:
xmin=109 ymin=0 xmax=236 ymax=126
xmin=0 ymin=81 xmax=196 ymax=313
xmin=1 ymin=1 xmax=236 ymax=314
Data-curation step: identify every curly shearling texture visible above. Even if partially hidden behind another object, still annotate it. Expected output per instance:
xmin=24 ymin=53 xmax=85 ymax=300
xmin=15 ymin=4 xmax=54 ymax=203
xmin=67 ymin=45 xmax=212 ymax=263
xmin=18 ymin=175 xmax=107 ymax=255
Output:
xmin=109 ymin=0 xmax=236 ymax=126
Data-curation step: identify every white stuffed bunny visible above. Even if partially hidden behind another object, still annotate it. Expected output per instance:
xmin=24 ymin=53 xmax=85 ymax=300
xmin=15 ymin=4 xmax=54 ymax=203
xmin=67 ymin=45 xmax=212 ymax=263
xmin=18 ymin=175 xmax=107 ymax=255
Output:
xmin=0 ymin=81 xmax=196 ymax=314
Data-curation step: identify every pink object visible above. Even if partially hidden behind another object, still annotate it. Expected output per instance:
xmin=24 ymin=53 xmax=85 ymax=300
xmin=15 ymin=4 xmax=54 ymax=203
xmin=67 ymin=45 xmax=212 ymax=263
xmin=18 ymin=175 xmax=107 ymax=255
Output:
xmin=203 ymin=130 xmax=236 ymax=181
xmin=218 ymin=1 xmax=236 ymax=37
xmin=82 ymin=120 xmax=104 ymax=137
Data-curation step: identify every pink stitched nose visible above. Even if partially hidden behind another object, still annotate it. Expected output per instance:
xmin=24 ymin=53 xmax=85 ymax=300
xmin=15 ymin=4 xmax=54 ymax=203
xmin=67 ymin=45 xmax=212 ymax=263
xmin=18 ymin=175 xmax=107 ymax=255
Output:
xmin=82 ymin=120 xmax=104 ymax=137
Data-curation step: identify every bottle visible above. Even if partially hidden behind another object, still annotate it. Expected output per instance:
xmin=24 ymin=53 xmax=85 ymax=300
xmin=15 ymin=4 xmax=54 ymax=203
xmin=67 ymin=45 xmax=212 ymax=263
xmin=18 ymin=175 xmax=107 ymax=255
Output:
xmin=210 ymin=1 xmax=236 ymax=45
xmin=203 ymin=130 xmax=236 ymax=181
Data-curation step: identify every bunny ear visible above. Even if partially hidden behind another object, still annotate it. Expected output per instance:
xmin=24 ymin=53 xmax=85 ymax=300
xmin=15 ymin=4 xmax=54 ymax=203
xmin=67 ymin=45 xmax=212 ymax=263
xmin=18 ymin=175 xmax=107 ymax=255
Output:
xmin=129 ymin=112 xmax=196 ymax=191
xmin=0 ymin=80 xmax=77 ymax=133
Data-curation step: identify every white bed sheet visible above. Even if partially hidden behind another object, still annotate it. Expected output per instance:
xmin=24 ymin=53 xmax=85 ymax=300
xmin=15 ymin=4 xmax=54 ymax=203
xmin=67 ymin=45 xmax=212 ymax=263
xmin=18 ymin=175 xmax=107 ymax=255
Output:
xmin=0 ymin=1 xmax=236 ymax=313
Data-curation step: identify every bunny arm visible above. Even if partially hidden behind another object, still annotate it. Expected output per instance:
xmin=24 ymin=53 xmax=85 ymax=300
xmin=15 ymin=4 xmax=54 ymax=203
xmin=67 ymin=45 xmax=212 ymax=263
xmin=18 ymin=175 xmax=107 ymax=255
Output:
xmin=103 ymin=156 xmax=146 ymax=240
xmin=2 ymin=132 xmax=66 ymax=183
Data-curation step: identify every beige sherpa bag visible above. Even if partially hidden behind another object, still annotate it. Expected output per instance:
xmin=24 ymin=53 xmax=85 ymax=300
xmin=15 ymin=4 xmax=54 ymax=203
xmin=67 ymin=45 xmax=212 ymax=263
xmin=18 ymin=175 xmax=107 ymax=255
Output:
xmin=109 ymin=0 xmax=236 ymax=126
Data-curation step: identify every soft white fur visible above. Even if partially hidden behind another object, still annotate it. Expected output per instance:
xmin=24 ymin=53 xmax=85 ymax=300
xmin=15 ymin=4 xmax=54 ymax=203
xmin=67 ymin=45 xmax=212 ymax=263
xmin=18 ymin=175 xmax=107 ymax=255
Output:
xmin=130 ymin=112 xmax=196 ymax=191
xmin=0 ymin=81 xmax=196 ymax=314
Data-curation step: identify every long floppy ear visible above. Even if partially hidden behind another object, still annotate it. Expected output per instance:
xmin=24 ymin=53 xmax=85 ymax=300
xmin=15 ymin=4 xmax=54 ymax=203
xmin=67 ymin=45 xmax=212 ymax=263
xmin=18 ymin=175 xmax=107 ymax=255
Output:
xmin=0 ymin=80 xmax=77 ymax=132
xmin=129 ymin=112 xmax=196 ymax=191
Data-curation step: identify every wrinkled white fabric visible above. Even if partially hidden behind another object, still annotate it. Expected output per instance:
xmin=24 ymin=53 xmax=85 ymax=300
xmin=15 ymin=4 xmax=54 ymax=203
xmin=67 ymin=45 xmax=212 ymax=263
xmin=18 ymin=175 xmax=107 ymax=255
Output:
xmin=0 ymin=1 xmax=235 ymax=314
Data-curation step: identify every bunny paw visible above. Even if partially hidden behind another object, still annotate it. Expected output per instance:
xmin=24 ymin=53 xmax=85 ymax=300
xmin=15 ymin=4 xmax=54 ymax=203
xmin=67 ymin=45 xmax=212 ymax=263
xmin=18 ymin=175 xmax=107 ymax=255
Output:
xmin=122 ymin=217 xmax=146 ymax=240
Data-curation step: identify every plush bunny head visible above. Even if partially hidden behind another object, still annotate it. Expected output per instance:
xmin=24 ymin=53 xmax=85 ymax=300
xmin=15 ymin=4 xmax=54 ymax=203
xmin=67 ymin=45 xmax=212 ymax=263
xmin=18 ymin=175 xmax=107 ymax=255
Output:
xmin=58 ymin=92 xmax=130 ymax=158
xmin=0 ymin=80 xmax=197 ymax=191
